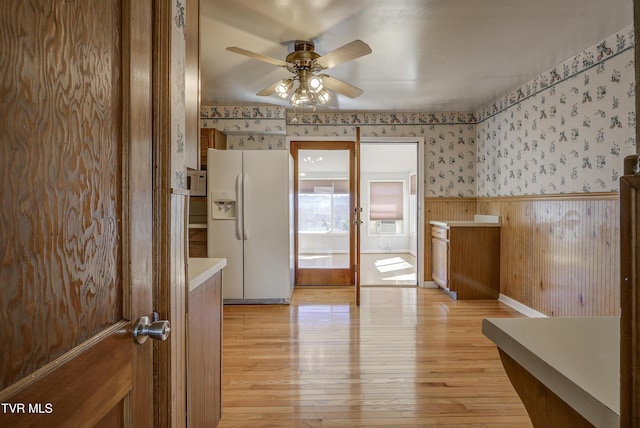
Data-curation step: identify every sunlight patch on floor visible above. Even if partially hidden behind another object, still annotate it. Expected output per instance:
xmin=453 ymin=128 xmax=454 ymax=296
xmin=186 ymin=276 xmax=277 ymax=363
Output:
xmin=374 ymin=257 xmax=413 ymax=273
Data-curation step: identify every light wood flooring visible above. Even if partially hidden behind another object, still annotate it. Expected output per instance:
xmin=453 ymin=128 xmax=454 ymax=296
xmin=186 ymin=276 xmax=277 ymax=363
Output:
xmin=219 ymin=287 xmax=532 ymax=427
xmin=299 ymin=252 xmax=417 ymax=286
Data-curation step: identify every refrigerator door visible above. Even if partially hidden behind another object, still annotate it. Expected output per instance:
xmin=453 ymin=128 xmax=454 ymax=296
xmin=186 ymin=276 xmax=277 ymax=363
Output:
xmin=207 ymin=149 xmax=244 ymax=300
xmin=242 ymin=150 xmax=291 ymax=300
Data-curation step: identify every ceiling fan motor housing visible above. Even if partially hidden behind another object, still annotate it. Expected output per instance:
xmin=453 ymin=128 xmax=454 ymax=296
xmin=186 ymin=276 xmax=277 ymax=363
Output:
xmin=286 ymin=40 xmax=322 ymax=71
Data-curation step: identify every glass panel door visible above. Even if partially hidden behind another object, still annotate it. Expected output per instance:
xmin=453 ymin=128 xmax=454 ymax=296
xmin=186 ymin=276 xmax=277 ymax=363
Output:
xmin=293 ymin=142 xmax=354 ymax=285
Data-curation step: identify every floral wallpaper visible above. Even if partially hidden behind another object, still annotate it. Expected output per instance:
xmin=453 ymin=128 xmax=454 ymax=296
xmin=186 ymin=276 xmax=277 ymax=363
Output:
xmin=199 ymin=108 xmax=481 ymax=197
xmin=200 ymin=25 xmax=636 ymax=198
xmin=286 ymin=112 xmax=478 ymax=197
xmin=200 ymin=105 xmax=287 ymax=150
xmin=171 ymin=0 xmax=186 ymax=189
xmin=476 ymin=24 xmax=636 ymax=196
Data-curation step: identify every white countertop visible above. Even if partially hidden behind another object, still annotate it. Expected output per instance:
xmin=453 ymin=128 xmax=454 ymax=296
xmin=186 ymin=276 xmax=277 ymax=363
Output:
xmin=430 ymin=220 xmax=501 ymax=227
xmin=188 ymin=223 xmax=207 ymax=229
xmin=430 ymin=214 xmax=501 ymax=228
xmin=187 ymin=257 xmax=226 ymax=292
xmin=482 ymin=317 xmax=619 ymax=427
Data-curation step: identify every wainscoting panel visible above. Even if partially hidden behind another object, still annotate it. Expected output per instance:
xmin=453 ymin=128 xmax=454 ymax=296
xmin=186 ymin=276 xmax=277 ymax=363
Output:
xmin=477 ymin=194 xmax=620 ymax=317
xmin=424 ymin=198 xmax=477 ymax=283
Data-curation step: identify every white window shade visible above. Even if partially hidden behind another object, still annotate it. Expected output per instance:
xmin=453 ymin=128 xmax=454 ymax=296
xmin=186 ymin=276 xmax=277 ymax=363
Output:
xmin=369 ymin=182 xmax=403 ymax=220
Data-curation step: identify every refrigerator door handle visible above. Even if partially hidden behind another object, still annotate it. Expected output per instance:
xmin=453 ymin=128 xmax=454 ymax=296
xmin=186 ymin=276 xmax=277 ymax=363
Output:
xmin=235 ymin=173 xmax=242 ymax=240
xmin=243 ymin=173 xmax=249 ymax=240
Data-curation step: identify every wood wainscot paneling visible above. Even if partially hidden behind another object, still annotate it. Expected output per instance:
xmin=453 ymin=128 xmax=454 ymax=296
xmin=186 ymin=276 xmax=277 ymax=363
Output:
xmin=477 ymin=193 xmax=619 ymax=317
xmin=424 ymin=197 xmax=477 ymax=282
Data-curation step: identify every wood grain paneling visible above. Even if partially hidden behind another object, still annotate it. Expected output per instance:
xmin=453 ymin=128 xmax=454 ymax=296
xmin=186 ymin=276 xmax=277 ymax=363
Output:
xmin=424 ymin=194 xmax=619 ymax=316
xmin=424 ymin=197 xmax=477 ymax=281
xmin=477 ymin=193 xmax=619 ymax=317
xmin=0 ymin=0 xmax=122 ymax=389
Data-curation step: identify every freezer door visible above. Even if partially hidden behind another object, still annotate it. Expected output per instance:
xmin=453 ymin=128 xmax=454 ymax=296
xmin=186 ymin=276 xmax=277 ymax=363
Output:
xmin=207 ymin=149 xmax=244 ymax=300
xmin=242 ymin=150 xmax=291 ymax=300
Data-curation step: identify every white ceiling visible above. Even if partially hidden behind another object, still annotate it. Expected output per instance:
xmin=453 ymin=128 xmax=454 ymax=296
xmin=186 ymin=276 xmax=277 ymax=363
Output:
xmin=200 ymin=0 xmax=633 ymax=113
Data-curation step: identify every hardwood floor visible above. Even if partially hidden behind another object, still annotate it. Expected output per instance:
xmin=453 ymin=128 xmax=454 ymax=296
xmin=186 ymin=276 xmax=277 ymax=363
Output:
xmin=360 ymin=253 xmax=417 ymax=286
xmin=298 ymin=252 xmax=418 ymax=286
xmin=219 ymin=287 xmax=532 ymax=427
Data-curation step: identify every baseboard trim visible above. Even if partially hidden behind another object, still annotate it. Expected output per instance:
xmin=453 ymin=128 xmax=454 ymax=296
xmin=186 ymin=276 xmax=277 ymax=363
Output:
xmin=499 ymin=294 xmax=547 ymax=318
xmin=422 ymin=281 xmax=439 ymax=289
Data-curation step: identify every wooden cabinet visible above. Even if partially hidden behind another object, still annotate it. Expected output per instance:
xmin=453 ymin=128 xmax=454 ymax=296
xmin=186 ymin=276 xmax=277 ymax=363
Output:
xmin=431 ymin=232 xmax=449 ymax=288
xmin=188 ymin=266 xmax=223 ymax=427
xmin=188 ymin=196 xmax=207 ymax=257
xmin=431 ymin=223 xmax=500 ymax=300
xmin=200 ymin=128 xmax=227 ymax=168
xmin=188 ymin=227 xmax=208 ymax=258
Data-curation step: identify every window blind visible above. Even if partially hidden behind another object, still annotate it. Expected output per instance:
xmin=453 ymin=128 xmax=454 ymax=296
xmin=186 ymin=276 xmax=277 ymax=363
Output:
xmin=369 ymin=181 xmax=403 ymax=220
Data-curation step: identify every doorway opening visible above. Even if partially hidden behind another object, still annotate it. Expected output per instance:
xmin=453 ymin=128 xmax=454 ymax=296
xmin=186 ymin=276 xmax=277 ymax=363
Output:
xmin=360 ymin=142 xmax=420 ymax=286
xmin=290 ymin=137 xmax=424 ymax=289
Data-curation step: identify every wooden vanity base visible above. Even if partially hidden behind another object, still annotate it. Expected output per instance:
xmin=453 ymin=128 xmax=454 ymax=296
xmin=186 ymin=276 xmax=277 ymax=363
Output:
xmin=498 ymin=349 xmax=594 ymax=428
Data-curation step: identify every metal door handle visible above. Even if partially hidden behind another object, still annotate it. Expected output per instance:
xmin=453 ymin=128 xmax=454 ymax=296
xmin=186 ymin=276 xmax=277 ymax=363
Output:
xmin=133 ymin=315 xmax=171 ymax=344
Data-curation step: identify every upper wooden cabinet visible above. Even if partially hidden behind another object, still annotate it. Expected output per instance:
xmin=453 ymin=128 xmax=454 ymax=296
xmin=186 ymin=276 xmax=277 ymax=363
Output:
xmin=200 ymin=128 xmax=227 ymax=169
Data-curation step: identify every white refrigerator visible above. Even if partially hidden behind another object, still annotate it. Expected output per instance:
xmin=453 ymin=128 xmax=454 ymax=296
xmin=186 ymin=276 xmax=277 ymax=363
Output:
xmin=207 ymin=149 xmax=294 ymax=303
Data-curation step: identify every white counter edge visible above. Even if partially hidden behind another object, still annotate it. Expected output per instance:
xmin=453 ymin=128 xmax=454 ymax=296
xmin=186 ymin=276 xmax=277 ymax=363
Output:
xmin=482 ymin=317 xmax=619 ymax=428
xmin=188 ymin=258 xmax=226 ymax=293
xmin=429 ymin=220 xmax=501 ymax=227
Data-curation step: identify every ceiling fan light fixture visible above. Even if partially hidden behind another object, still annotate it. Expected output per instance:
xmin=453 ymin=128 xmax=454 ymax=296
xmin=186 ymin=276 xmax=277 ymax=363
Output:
xmin=275 ymin=78 xmax=293 ymax=99
xmin=228 ymin=39 xmax=371 ymax=109
xmin=308 ymin=75 xmax=323 ymax=92
xmin=290 ymin=85 xmax=314 ymax=108
xmin=315 ymin=87 xmax=331 ymax=104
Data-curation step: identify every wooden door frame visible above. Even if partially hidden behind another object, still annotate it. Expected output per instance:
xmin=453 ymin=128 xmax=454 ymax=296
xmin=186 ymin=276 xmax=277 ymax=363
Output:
xmin=354 ymin=129 xmax=361 ymax=305
xmin=358 ymin=136 xmax=425 ymax=288
xmin=620 ymin=155 xmax=640 ymax=426
xmin=151 ymin=0 xmax=191 ymax=426
xmin=290 ymin=140 xmax=356 ymax=286
xmin=288 ymin=134 xmax=426 ymax=295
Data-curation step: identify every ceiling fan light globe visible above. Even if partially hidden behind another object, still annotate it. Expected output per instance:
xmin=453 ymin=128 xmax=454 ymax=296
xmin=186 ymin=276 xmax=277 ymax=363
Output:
xmin=291 ymin=86 xmax=314 ymax=107
xmin=316 ymin=88 xmax=331 ymax=104
xmin=308 ymin=76 xmax=323 ymax=92
xmin=275 ymin=79 xmax=293 ymax=98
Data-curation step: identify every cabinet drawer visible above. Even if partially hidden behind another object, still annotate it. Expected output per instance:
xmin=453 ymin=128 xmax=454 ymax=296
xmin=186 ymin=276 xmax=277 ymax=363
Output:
xmin=431 ymin=226 xmax=449 ymax=240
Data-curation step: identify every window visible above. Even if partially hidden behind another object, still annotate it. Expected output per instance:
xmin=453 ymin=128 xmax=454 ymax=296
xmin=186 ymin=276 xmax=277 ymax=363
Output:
xmin=369 ymin=181 xmax=404 ymax=235
xmin=298 ymin=180 xmax=349 ymax=232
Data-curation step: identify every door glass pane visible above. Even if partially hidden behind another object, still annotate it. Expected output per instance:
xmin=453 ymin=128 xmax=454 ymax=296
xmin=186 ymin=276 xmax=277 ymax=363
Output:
xmin=297 ymin=150 xmax=350 ymax=269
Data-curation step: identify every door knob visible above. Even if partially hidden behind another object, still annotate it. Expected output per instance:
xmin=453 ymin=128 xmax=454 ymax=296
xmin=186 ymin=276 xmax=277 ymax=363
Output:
xmin=133 ymin=315 xmax=171 ymax=344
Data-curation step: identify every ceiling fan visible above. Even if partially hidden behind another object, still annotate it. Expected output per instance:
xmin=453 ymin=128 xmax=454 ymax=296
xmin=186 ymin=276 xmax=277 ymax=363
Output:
xmin=226 ymin=39 xmax=372 ymax=108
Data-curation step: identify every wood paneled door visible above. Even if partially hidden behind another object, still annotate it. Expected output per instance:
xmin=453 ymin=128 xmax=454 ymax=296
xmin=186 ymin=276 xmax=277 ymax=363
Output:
xmin=291 ymin=141 xmax=359 ymax=290
xmin=0 ymin=0 xmax=156 ymax=425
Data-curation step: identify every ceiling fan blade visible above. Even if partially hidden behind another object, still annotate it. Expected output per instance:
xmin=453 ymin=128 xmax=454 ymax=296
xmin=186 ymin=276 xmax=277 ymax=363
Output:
xmin=226 ymin=46 xmax=289 ymax=67
xmin=256 ymin=80 xmax=282 ymax=96
xmin=321 ymin=75 xmax=364 ymax=98
xmin=314 ymin=40 xmax=372 ymax=70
